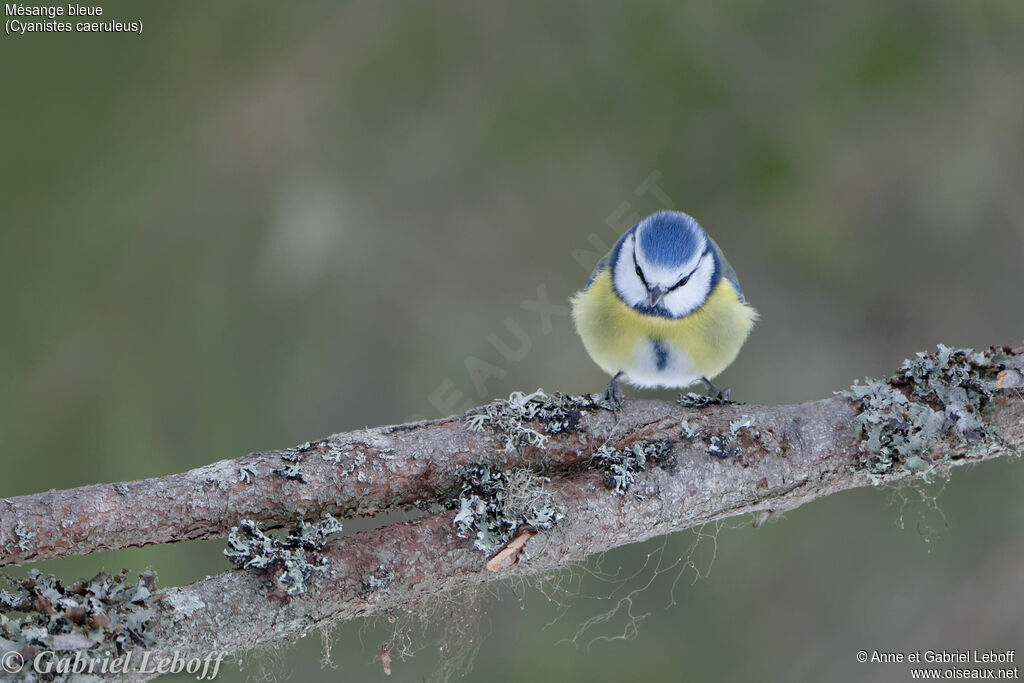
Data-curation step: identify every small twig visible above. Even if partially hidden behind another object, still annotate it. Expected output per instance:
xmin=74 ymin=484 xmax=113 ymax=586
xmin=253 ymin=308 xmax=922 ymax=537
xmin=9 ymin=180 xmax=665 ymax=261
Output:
xmin=486 ymin=527 xmax=538 ymax=572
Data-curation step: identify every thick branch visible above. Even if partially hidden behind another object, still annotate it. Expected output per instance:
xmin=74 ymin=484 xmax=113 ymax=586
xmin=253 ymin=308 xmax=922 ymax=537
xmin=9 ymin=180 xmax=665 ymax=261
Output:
xmin=0 ymin=408 xmax=610 ymax=567
xmin=6 ymin=350 xmax=1021 ymax=570
xmin=142 ymin=389 xmax=1021 ymax=674
xmin=1 ymin=349 xmax=1022 ymax=571
xmin=0 ymin=346 xmax=1021 ymax=679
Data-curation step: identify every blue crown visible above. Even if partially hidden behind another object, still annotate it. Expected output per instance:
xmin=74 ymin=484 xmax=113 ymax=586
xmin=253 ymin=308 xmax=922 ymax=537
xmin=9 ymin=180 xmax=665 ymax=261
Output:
xmin=636 ymin=211 xmax=705 ymax=267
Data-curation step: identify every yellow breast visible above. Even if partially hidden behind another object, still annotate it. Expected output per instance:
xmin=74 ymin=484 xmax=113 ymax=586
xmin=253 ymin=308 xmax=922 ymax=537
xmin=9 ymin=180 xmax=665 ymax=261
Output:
xmin=570 ymin=270 xmax=758 ymax=388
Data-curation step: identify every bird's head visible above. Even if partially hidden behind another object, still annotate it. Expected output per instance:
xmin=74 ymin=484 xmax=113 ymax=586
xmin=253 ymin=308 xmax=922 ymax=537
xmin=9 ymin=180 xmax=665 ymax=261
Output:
xmin=611 ymin=211 xmax=719 ymax=318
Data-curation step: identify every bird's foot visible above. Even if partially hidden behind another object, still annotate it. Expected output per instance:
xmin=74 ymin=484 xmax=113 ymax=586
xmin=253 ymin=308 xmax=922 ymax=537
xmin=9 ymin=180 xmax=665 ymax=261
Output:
xmin=701 ymin=377 xmax=731 ymax=403
xmin=600 ymin=373 xmax=625 ymax=411
xmin=677 ymin=377 xmax=733 ymax=408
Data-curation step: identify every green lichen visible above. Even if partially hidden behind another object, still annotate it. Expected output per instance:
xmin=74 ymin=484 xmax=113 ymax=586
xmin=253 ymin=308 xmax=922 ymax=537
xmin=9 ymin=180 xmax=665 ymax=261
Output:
xmin=448 ymin=464 xmax=562 ymax=553
xmin=0 ymin=568 xmax=160 ymax=663
xmin=224 ymin=515 xmax=343 ymax=596
xmin=590 ymin=441 xmax=676 ymax=495
xmin=464 ymin=389 xmax=598 ymax=452
xmin=844 ymin=345 xmax=1009 ymax=481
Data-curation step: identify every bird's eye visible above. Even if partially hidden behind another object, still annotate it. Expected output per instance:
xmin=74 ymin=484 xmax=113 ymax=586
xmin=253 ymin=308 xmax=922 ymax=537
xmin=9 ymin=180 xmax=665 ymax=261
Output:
xmin=635 ymin=264 xmax=643 ymax=278
xmin=670 ymin=274 xmax=690 ymax=290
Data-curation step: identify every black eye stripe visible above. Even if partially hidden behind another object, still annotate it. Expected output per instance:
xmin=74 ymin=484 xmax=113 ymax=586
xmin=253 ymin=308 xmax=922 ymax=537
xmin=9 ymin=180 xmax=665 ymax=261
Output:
xmin=668 ymin=248 xmax=711 ymax=291
xmin=631 ymin=240 xmax=709 ymax=293
xmin=669 ymin=274 xmax=690 ymax=291
xmin=631 ymin=243 xmax=649 ymax=287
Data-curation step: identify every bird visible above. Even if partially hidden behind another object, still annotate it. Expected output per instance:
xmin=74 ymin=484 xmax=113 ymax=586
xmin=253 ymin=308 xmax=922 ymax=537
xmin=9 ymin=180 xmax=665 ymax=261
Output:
xmin=570 ymin=210 xmax=758 ymax=406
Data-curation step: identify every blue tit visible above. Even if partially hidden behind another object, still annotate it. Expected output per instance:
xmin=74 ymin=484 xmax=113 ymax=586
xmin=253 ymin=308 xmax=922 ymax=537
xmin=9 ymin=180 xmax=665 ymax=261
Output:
xmin=571 ymin=210 xmax=757 ymax=403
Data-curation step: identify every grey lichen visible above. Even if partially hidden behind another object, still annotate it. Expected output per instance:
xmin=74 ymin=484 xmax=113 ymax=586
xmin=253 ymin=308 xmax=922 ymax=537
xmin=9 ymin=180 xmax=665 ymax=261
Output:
xmin=844 ymin=345 xmax=1009 ymax=481
xmin=447 ymin=464 xmax=562 ymax=553
xmin=680 ymin=420 xmax=700 ymax=440
xmin=271 ymin=463 xmax=306 ymax=483
xmin=360 ymin=565 xmax=395 ymax=598
xmin=238 ymin=464 xmax=258 ymax=483
xmin=7 ymin=523 xmax=37 ymax=553
xmin=464 ymin=389 xmax=597 ymax=452
xmin=729 ymin=415 xmax=756 ymax=436
xmin=706 ymin=434 xmax=742 ymax=461
xmin=590 ymin=440 xmax=676 ymax=495
xmin=161 ymin=588 xmax=205 ymax=620
xmin=678 ymin=416 xmax=758 ymax=463
xmin=279 ymin=441 xmax=314 ymax=462
xmin=320 ymin=441 xmax=347 ymax=464
xmin=677 ymin=392 xmax=733 ymax=408
xmin=0 ymin=568 xmax=160 ymax=661
xmin=269 ymin=441 xmax=318 ymax=482
xmin=702 ymin=415 xmax=757 ymax=462
xmin=224 ymin=515 xmax=343 ymax=596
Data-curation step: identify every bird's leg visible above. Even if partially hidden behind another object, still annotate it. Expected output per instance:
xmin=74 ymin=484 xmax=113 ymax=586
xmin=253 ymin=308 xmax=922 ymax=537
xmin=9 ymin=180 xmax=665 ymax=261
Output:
xmin=601 ymin=371 xmax=625 ymax=410
xmin=700 ymin=376 xmax=731 ymax=403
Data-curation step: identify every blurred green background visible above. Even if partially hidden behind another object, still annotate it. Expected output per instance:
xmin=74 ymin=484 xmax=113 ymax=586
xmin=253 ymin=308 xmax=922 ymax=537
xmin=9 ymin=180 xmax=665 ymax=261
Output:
xmin=2 ymin=2 xmax=1023 ymax=681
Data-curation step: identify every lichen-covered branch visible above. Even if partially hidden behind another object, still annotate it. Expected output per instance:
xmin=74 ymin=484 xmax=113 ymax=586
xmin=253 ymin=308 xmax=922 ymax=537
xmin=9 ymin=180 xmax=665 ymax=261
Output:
xmin=111 ymin=348 xmax=1024 ymax=675
xmin=4 ymin=347 xmax=1020 ymax=570
xmin=0 ymin=345 xmax=1022 ymax=679
xmin=0 ymin=393 xmax=610 ymax=567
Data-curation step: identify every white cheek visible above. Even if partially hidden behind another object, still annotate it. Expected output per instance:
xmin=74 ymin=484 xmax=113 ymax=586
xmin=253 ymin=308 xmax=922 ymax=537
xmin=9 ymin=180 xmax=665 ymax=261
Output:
xmin=639 ymin=233 xmax=707 ymax=287
xmin=662 ymin=256 xmax=714 ymax=317
xmin=613 ymin=234 xmax=648 ymax=307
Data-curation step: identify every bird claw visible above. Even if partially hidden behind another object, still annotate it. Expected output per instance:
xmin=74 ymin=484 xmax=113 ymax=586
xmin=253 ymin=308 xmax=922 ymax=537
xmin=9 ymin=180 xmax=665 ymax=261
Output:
xmin=701 ymin=377 xmax=731 ymax=403
xmin=600 ymin=374 xmax=625 ymax=411
xmin=677 ymin=378 xmax=733 ymax=408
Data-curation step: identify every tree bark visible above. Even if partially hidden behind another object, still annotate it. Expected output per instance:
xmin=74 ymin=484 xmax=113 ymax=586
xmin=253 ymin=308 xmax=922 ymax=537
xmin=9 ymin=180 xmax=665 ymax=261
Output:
xmin=0 ymin=346 xmax=1021 ymax=679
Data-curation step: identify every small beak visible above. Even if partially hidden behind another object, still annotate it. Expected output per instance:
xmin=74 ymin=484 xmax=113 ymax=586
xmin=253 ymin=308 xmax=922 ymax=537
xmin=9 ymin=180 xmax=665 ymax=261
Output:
xmin=647 ymin=285 xmax=668 ymax=308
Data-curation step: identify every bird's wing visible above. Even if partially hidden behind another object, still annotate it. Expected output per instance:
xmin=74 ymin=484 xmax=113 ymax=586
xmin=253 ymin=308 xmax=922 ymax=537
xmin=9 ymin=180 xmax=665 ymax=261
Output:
xmin=583 ymin=229 xmax=631 ymax=291
xmin=584 ymin=250 xmax=612 ymax=290
xmin=708 ymin=237 xmax=746 ymax=302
